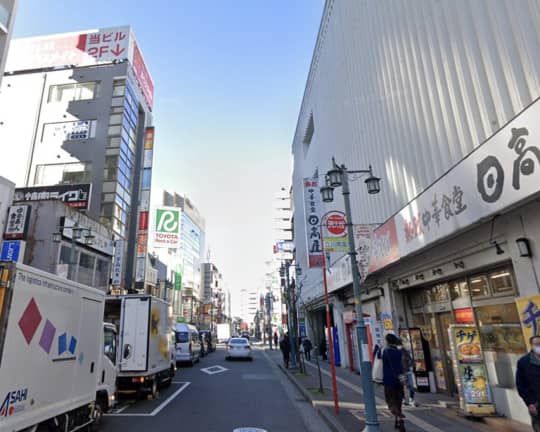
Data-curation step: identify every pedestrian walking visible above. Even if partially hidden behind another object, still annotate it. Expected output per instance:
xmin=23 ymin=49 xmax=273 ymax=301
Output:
xmin=517 ymin=335 xmax=540 ymax=431
xmin=398 ymin=340 xmax=416 ymax=407
xmin=273 ymin=331 xmax=279 ymax=349
xmin=319 ymin=337 xmax=327 ymax=361
xmin=279 ymin=333 xmax=291 ymax=368
xmin=303 ymin=337 xmax=313 ymax=361
xmin=383 ymin=333 xmax=406 ymax=431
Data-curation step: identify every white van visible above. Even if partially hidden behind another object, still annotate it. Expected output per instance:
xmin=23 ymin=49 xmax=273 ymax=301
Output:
xmin=174 ymin=323 xmax=201 ymax=366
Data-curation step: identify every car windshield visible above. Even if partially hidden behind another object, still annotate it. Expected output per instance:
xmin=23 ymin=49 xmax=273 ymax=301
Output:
xmin=175 ymin=331 xmax=189 ymax=343
xmin=229 ymin=338 xmax=248 ymax=344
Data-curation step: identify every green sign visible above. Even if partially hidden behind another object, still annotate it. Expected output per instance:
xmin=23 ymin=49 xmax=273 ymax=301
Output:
xmin=175 ymin=270 xmax=182 ymax=291
xmin=177 ymin=316 xmax=186 ymax=323
xmin=153 ymin=207 xmax=181 ymax=248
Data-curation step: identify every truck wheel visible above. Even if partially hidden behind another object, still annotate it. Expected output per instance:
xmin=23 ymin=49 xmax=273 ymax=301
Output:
xmin=90 ymin=402 xmax=103 ymax=432
xmin=150 ymin=379 xmax=158 ymax=399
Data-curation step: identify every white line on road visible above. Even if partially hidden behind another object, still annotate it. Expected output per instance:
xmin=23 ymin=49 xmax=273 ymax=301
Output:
xmin=105 ymin=382 xmax=191 ymax=417
xmin=304 ymin=361 xmax=445 ymax=432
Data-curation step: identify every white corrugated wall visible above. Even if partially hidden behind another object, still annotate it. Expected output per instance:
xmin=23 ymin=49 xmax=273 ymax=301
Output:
xmin=293 ymin=0 xmax=540 ymax=296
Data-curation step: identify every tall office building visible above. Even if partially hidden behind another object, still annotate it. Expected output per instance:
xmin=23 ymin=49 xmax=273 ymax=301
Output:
xmin=0 ymin=0 xmax=18 ymax=86
xmin=0 ymin=26 xmax=155 ymax=290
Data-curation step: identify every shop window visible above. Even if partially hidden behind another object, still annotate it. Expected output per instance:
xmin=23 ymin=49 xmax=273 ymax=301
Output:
xmin=427 ymin=284 xmax=449 ymax=303
xmin=96 ymin=259 xmax=110 ymax=291
xmin=449 ymin=279 xmax=468 ymax=300
xmin=78 ymin=252 xmax=95 ymax=286
xmin=468 ymin=275 xmax=490 ymax=298
xmin=477 ymin=303 xmax=525 ymax=354
xmin=48 ymin=81 xmax=99 ymax=103
xmin=488 ymin=269 xmax=515 ymax=295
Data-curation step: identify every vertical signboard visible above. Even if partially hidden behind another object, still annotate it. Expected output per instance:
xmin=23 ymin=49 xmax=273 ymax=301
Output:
xmin=303 ymin=177 xmax=323 ymax=267
xmin=516 ymin=294 xmax=540 ymax=343
xmin=3 ymin=205 xmax=31 ymax=240
xmin=322 ymin=211 xmax=348 ymax=252
xmin=111 ymin=240 xmax=124 ymax=286
xmin=449 ymin=324 xmax=495 ymax=416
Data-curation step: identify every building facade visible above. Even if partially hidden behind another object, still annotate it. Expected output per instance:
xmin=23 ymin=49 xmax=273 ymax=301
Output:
xmin=0 ymin=26 xmax=155 ymax=292
xmin=292 ymin=0 xmax=540 ymax=424
xmin=0 ymin=0 xmax=18 ymax=86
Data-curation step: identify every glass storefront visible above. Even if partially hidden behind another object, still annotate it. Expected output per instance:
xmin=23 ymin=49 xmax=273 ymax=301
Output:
xmin=407 ymin=265 xmax=527 ymax=396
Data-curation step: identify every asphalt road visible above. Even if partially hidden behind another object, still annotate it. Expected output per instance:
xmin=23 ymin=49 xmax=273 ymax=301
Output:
xmin=100 ymin=346 xmax=330 ymax=432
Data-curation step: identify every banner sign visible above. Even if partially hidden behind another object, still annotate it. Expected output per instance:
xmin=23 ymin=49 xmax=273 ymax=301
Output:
xmin=323 ymin=211 xmax=348 ymax=253
xmin=111 ymin=240 xmax=124 ymax=286
xmin=449 ymin=324 xmax=495 ymax=415
xmin=1 ymin=240 xmax=22 ymax=262
xmin=369 ymin=97 xmax=540 ymax=274
xmin=3 ymin=205 xmax=31 ymax=240
xmin=14 ymin=184 xmax=91 ymax=209
xmin=152 ymin=207 xmax=181 ymax=248
xmin=516 ymin=294 xmax=540 ymax=343
xmin=303 ymin=177 xmax=323 ymax=267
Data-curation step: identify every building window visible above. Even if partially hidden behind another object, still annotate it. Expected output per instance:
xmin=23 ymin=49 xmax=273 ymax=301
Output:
xmin=449 ymin=279 xmax=469 ymax=300
xmin=34 ymin=162 xmax=91 ymax=185
xmin=488 ymin=269 xmax=515 ymax=295
xmin=469 ymin=275 xmax=490 ymax=298
xmin=48 ymin=81 xmax=99 ymax=103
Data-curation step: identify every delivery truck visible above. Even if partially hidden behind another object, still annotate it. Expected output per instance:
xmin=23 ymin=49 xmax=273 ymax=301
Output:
xmin=0 ymin=262 xmax=117 ymax=432
xmin=217 ymin=323 xmax=231 ymax=343
xmin=104 ymin=295 xmax=175 ymax=398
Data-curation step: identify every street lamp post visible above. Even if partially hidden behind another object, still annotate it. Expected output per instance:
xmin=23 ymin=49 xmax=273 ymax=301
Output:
xmin=52 ymin=221 xmax=94 ymax=281
xmin=321 ymin=157 xmax=381 ymax=432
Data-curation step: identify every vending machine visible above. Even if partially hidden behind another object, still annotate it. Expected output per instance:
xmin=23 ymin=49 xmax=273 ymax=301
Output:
xmin=400 ymin=328 xmax=432 ymax=392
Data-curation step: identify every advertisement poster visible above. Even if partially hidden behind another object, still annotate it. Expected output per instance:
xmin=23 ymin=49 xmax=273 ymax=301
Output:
xmin=450 ymin=325 xmax=495 ymax=415
xmin=516 ymin=294 xmax=540 ymax=343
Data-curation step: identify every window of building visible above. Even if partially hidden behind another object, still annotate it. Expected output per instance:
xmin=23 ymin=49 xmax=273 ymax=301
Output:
xmin=48 ymin=81 xmax=99 ymax=103
xmin=108 ymin=125 xmax=122 ymax=136
xmin=449 ymin=279 xmax=469 ymax=300
xmin=469 ymin=275 xmax=490 ymax=298
xmin=77 ymin=252 xmax=95 ymax=286
xmin=109 ymin=114 xmax=122 ymax=125
xmin=488 ymin=269 xmax=515 ymax=295
xmin=34 ymin=162 xmax=91 ymax=185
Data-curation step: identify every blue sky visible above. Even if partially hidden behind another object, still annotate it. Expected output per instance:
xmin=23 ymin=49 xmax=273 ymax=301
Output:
xmin=13 ymin=0 xmax=323 ymax=314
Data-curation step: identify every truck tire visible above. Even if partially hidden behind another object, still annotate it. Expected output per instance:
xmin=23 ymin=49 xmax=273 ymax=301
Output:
xmin=149 ymin=379 xmax=158 ymax=399
xmin=90 ymin=402 xmax=103 ymax=432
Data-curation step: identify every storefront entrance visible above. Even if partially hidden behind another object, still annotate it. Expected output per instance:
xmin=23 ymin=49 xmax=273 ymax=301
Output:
xmin=430 ymin=312 xmax=457 ymax=395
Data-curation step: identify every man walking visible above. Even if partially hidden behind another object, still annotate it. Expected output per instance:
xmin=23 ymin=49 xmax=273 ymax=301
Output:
xmin=273 ymin=331 xmax=279 ymax=349
xmin=517 ymin=335 xmax=540 ymax=431
xmin=303 ymin=337 xmax=313 ymax=361
xmin=279 ymin=333 xmax=291 ymax=368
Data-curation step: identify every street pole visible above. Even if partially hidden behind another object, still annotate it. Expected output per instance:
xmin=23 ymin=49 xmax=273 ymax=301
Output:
xmin=341 ymin=168 xmax=380 ymax=431
xmin=68 ymin=224 xmax=78 ymax=281
xmin=285 ymin=263 xmax=298 ymax=369
xmin=320 ymin=215 xmax=340 ymax=414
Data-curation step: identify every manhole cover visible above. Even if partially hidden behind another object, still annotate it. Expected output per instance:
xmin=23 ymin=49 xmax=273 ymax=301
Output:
xmin=233 ymin=429 xmax=267 ymax=432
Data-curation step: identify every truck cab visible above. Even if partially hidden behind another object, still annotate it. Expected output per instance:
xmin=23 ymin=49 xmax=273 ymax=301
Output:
xmin=94 ymin=323 xmax=117 ymax=418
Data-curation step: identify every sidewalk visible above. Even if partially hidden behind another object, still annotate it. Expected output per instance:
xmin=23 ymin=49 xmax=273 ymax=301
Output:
xmin=263 ymin=348 xmax=529 ymax=432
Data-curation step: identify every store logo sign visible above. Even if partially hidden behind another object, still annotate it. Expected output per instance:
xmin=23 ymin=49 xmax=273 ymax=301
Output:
xmin=156 ymin=209 xmax=180 ymax=233
xmin=152 ymin=207 xmax=181 ymax=248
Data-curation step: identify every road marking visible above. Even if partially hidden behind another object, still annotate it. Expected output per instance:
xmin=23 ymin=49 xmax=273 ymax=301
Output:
xmin=201 ymin=365 xmax=228 ymax=375
xmin=233 ymin=428 xmax=268 ymax=432
xmin=304 ymin=361 xmax=445 ymax=432
xmin=105 ymin=382 xmax=190 ymax=417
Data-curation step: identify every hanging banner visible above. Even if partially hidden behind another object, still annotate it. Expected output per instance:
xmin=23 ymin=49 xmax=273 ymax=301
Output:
xmin=322 ymin=211 xmax=348 ymax=252
xmin=449 ymin=324 xmax=495 ymax=416
xmin=303 ymin=177 xmax=323 ymax=267
xmin=516 ymin=294 xmax=540 ymax=343
xmin=111 ymin=240 xmax=124 ymax=286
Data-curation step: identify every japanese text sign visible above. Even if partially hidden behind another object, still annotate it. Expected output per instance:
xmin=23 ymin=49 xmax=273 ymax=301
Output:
xmin=303 ymin=177 xmax=323 ymax=267
xmin=3 ymin=205 xmax=30 ymax=240
xmin=111 ymin=240 xmax=124 ymax=286
xmin=516 ymin=294 xmax=540 ymax=344
xmin=369 ymin=97 xmax=540 ymax=274
xmin=14 ymin=184 xmax=91 ymax=210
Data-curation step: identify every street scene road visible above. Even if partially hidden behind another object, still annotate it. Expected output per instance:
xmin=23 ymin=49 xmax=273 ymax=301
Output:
xmin=101 ymin=346 xmax=330 ymax=432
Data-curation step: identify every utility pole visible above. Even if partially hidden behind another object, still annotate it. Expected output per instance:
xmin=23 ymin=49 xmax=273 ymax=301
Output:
xmin=284 ymin=262 xmax=298 ymax=368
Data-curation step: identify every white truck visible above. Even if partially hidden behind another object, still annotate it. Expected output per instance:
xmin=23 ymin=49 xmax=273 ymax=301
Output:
xmin=0 ymin=262 xmax=117 ymax=432
xmin=104 ymin=295 xmax=175 ymax=398
xmin=216 ymin=323 xmax=231 ymax=343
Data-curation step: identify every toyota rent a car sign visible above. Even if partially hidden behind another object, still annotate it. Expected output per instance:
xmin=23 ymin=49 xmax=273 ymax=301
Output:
xmin=152 ymin=207 xmax=181 ymax=248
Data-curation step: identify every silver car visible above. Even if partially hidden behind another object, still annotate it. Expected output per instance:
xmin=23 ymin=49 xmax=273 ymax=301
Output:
xmin=226 ymin=338 xmax=252 ymax=361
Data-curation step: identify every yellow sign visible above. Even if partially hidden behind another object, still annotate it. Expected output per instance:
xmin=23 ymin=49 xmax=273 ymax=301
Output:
xmin=453 ymin=327 xmax=482 ymax=363
xmin=516 ymin=294 xmax=540 ymax=344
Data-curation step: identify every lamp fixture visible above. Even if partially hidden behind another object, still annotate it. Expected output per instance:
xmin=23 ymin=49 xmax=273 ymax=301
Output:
xmin=491 ymin=240 xmax=505 ymax=255
xmin=52 ymin=231 xmax=62 ymax=243
xmin=365 ymin=166 xmax=381 ymax=195
xmin=516 ymin=237 xmax=532 ymax=257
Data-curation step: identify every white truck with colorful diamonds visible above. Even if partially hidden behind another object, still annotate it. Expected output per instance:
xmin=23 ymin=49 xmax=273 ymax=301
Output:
xmin=0 ymin=262 xmax=116 ymax=432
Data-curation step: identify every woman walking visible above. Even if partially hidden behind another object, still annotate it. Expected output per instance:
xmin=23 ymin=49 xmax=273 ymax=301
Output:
xmin=383 ymin=333 xmax=406 ymax=431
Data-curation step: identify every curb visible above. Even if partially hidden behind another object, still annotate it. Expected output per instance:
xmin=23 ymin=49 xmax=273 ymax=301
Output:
xmin=276 ymin=363 xmax=346 ymax=432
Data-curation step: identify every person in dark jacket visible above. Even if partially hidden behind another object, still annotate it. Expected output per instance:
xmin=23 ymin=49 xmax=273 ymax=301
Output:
xmin=319 ymin=337 xmax=327 ymax=361
xmin=273 ymin=332 xmax=279 ymax=349
xmin=383 ymin=333 xmax=406 ymax=431
xmin=303 ymin=337 xmax=313 ymax=361
xmin=279 ymin=333 xmax=291 ymax=368
xmin=516 ymin=335 xmax=540 ymax=431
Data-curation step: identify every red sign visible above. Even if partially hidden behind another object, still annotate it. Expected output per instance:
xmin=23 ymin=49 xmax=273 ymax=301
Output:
xmin=139 ymin=211 xmax=149 ymax=230
xmin=454 ymin=308 xmax=475 ymax=323
xmin=144 ymin=127 xmax=155 ymax=149
xmin=326 ymin=212 xmax=347 ymax=236
xmin=132 ymin=42 xmax=154 ymax=109
xmin=368 ymin=218 xmax=400 ymax=273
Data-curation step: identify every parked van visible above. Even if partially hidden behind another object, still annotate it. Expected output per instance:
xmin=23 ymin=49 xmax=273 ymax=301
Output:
xmin=174 ymin=323 xmax=201 ymax=366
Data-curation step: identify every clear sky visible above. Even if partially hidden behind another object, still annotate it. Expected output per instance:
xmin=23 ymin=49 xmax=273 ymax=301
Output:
xmin=13 ymin=0 xmax=323 ymax=316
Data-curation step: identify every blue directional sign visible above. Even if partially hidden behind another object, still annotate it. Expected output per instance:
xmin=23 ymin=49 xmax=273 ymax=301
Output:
xmin=1 ymin=240 xmax=21 ymax=262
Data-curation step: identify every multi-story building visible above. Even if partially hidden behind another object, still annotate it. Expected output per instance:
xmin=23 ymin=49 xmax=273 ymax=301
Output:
xmin=0 ymin=0 xmax=17 ymax=86
xmin=292 ymin=0 xmax=540 ymax=424
xmin=0 ymin=26 xmax=155 ymax=291
xmin=149 ymin=190 xmax=206 ymax=323
xmin=239 ymin=287 xmax=261 ymax=326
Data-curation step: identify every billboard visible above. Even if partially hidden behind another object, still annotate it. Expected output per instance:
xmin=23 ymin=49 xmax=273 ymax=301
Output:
xmin=151 ymin=207 xmax=181 ymax=248
xmin=14 ymin=184 xmax=91 ymax=210
xmin=3 ymin=205 xmax=31 ymax=240
xmin=6 ymin=26 xmax=154 ymax=110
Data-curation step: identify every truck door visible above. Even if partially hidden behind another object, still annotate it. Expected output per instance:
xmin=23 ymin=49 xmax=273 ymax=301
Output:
xmin=120 ymin=297 xmax=150 ymax=372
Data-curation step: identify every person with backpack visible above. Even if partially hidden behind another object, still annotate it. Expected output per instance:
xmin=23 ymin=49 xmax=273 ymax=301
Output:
xmin=383 ymin=333 xmax=406 ymax=431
